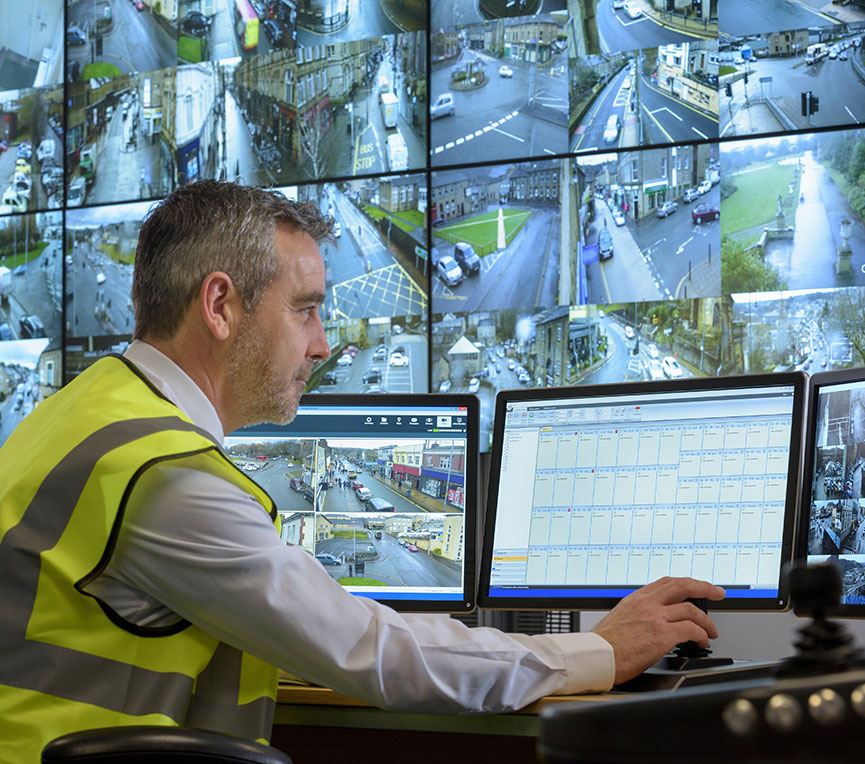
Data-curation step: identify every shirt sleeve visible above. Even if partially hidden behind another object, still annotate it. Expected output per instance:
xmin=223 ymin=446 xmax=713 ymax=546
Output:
xmin=94 ymin=461 xmax=615 ymax=713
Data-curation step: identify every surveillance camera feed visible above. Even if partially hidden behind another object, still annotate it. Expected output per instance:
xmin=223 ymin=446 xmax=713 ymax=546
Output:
xmin=804 ymin=372 xmax=865 ymax=607
xmin=229 ymin=396 xmax=476 ymax=610
xmin=3 ymin=0 xmax=865 ymax=467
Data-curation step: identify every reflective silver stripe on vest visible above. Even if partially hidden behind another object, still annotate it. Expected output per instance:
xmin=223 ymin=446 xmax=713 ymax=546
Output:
xmin=0 ymin=415 xmax=255 ymax=727
xmin=186 ymin=642 xmax=275 ymax=741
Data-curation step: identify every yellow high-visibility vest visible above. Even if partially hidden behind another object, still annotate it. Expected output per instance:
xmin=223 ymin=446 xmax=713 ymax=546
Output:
xmin=0 ymin=355 xmax=280 ymax=763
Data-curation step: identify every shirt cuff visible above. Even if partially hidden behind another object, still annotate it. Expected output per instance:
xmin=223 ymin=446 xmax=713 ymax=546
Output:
xmin=545 ymin=631 xmax=616 ymax=694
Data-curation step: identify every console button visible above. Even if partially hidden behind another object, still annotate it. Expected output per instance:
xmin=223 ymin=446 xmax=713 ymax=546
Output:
xmin=850 ymin=685 xmax=865 ymax=718
xmin=765 ymin=693 xmax=802 ymax=732
xmin=808 ymin=688 xmax=845 ymax=726
xmin=722 ymin=698 xmax=758 ymax=737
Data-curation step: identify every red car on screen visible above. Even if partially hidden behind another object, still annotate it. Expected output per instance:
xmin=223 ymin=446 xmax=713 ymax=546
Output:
xmin=407 ymin=544 xmax=419 ymax=552
xmin=691 ymin=203 xmax=719 ymax=224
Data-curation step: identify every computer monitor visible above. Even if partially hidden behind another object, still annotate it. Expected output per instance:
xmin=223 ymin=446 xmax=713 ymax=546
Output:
xmin=478 ymin=373 xmax=807 ymax=611
xmin=798 ymin=368 xmax=865 ymax=616
xmin=228 ymin=394 xmax=477 ymax=613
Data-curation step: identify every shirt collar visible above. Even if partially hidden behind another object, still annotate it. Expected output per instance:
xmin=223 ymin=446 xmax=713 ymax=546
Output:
xmin=123 ymin=339 xmax=225 ymax=442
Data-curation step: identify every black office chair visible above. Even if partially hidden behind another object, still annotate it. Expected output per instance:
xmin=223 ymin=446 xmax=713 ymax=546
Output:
xmin=42 ymin=726 xmax=293 ymax=763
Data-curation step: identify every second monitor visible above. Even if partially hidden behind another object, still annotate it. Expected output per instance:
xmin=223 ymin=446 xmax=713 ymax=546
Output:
xmin=478 ymin=373 xmax=807 ymax=612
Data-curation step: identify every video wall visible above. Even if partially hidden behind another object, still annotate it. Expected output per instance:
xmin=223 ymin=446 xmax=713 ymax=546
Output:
xmin=2 ymin=0 xmax=865 ymax=451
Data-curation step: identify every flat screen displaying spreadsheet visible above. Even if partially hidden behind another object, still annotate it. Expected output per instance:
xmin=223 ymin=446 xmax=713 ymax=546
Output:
xmin=478 ymin=373 xmax=806 ymax=611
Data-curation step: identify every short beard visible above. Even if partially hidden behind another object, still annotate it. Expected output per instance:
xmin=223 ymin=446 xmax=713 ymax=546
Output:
xmin=226 ymin=314 xmax=304 ymax=428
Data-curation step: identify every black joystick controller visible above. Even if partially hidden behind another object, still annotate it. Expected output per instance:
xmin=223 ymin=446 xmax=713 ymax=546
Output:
xmin=778 ymin=560 xmax=864 ymax=676
xmin=657 ymin=597 xmax=733 ymax=671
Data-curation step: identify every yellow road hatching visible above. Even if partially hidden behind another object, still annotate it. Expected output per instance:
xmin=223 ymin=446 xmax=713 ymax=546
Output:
xmin=332 ymin=263 xmax=427 ymax=319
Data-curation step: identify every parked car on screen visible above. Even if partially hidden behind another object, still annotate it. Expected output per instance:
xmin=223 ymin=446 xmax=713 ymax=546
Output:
xmin=36 ymin=139 xmax=55 ymax=163
xmin=683 ymin=187 xmax=700 ymax=203
xmin=320 ymin=371 xmax=338 ymax=385
xmin=315 ymin=553 xmax=341 ymax=566
xmin=698 ymin=179 xmax=712 ymax=195
xmin=499 ymin=65 xmax=513 ymax=77
xmin=454 ymin=242 xmax=481 ymax=276
xmin=468 ymin=378 xmax=480 ymax=393
xmin=624 ymin=326 xmax=636 ymax=340
xmin=389 ymin=352 xmax=409 ymax=367
xmin=437 ymin=255 xmax=463 ymax=287
xmin=612 ymin=209 xmax=625 ymax=226
xmin=336 ymin=354 xmax=353 ymax=366
xmin=647 ymin=343 xmax=659 ymax=359
xmin=438 ymin=379 xmax=452 ymax=393
xmin=657 ymin=201 xmax=678 ymax=218
xmin=624 ymin=1 xmax=642 ymax=17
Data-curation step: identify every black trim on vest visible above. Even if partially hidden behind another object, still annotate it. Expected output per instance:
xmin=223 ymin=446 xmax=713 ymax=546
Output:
xmin=76 ymin=446 xmax=224 ymax=638
xmin=109 ymin=353 xmax=180 ymax=408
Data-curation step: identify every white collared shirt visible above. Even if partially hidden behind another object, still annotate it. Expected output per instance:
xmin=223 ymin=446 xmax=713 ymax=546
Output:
xmin=85 ymin=341 xmax=614 ymax=713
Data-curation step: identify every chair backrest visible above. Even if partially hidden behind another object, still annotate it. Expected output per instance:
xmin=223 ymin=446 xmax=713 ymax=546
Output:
xmin=42 ymin=726 xmax=293 ymax=763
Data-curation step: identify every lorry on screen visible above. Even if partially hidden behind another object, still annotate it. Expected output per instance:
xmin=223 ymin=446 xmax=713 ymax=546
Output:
xmin=805 ymin=44 xmax=827 ymax=64
xmin=380 ymin=92 xmax=398 ymax=129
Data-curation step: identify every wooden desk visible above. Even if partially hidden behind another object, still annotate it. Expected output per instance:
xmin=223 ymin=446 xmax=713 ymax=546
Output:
xmin=271 ymin=683 xmax=614 ymax=764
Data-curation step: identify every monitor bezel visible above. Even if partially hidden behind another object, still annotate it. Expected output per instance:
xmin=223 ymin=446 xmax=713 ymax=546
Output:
xmin=796 ymin=368 xmax=865 ymax=618
xmin=233 ymin=393 xmax=479 ymax=614
xmin=478 ymin=372 xmax=807 ymax=612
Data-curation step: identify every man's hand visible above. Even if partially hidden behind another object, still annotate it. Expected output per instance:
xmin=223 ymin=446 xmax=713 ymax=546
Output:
xmin=591 ymin=577 xmax=725 ymax=685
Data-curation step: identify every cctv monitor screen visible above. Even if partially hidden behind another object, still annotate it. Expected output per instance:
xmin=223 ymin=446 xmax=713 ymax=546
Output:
xmin=799 ymin=369 xmax=865 ymax=617
xmin=479 ymin=373 xmax=807 ymax=611
xmin=229 ymin=394 xmax=477 ymax=613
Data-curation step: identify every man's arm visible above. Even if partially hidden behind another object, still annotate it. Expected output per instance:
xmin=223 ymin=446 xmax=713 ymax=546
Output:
xmin=90 ymin=461 xmax=615 ymax=712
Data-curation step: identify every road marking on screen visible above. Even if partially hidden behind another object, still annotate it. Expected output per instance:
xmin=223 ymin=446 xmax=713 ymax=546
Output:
xmin=691 ymin=126 xmax=709 ymax=139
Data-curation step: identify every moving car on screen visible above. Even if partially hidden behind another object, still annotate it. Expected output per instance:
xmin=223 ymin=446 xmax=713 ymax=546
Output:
xmin=662 ymin=356 xmax=684 ymax=378
xmin=692 ymin=203 xmax=719 ymax=224
xmin=431 ymin=93 xmax=455 ymax=119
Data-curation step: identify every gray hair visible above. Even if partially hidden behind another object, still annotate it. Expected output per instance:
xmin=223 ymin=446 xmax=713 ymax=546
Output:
xmin=132 ymin=180 xmax=333 ymax=340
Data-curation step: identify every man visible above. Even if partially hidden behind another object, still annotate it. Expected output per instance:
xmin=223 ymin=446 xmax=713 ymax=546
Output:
xmin=0 ymin=181 xmax=723 ymax=761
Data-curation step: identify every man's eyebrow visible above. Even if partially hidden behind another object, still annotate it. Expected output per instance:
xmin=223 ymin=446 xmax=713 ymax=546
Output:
xmin=294 ymin=290 xmax=326 ymax=305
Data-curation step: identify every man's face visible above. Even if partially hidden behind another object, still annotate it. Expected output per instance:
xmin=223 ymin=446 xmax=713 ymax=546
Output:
xmin=227 ymin=226 xmax=330 ymax=427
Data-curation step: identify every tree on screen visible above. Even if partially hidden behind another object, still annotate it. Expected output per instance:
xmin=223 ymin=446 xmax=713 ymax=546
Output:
xmin=721 ymin=235 xmax=786 ymax=295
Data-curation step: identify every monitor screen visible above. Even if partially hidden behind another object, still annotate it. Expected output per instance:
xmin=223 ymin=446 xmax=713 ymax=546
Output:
xmin=479 ymin=373 xmax=807 ymax=611
xmin=228 ymin=393 xmax=477 ymax=613
xmin=799 ymin=369 xmax=865 ymax=616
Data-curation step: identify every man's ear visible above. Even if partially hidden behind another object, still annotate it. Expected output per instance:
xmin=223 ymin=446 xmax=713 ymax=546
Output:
xmin=199 ymin=271 xmax=241 ymax=341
